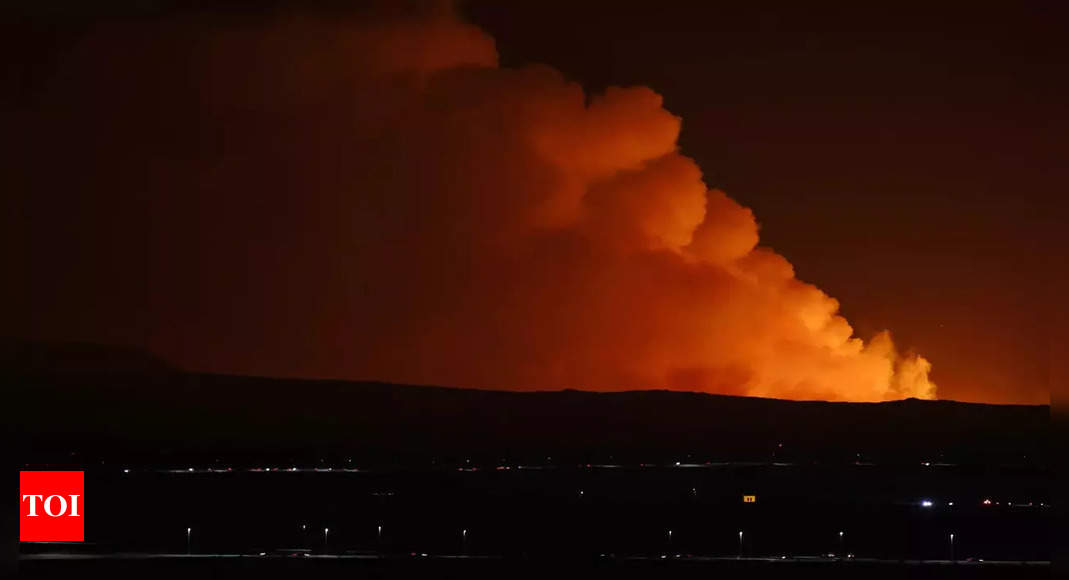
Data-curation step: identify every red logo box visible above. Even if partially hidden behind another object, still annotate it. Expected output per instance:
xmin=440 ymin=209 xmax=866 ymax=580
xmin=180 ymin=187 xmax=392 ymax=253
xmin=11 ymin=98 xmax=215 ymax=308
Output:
xmin=20 ymin=471 xmax=84 ymax=541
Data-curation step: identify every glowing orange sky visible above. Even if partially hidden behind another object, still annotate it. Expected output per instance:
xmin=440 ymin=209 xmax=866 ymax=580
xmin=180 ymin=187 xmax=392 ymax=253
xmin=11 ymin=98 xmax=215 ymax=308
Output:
xmin=6 ymin=4 xmax=1056 ymax=404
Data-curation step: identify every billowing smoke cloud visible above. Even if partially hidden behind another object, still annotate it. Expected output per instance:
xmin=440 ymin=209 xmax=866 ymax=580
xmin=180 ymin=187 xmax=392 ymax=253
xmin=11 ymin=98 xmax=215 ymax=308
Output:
xmin=8 ymin=7 xmax=935 ymax=401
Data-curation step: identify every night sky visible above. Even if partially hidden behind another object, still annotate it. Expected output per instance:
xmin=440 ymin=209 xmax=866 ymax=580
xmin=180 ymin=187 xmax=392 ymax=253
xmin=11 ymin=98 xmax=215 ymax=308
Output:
xmin=4 ymin=2 xmax=1062 ymax=404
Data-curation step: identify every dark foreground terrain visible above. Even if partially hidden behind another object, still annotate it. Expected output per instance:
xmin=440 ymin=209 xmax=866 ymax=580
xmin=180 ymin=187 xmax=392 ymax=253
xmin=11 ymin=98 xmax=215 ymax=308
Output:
xmin=6 ymin=342 xmax=1053 ymax=577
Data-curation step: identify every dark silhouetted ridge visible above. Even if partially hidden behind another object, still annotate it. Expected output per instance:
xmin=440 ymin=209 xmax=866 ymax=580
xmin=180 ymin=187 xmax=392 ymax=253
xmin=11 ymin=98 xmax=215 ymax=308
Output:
xmin=5 ymin=342 xmax=1049 ymax=466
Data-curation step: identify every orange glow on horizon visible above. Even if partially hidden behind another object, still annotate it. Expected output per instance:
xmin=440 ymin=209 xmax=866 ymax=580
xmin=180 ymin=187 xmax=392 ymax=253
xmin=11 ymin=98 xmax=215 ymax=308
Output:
xmin=14 ymin=8 xmax=939 ymax=403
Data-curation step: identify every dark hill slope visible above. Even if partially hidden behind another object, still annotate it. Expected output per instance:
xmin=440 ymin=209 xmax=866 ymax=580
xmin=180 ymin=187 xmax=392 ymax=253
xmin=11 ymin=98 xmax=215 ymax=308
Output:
xmin=5 ymin=342 xmax=1048 ymax=465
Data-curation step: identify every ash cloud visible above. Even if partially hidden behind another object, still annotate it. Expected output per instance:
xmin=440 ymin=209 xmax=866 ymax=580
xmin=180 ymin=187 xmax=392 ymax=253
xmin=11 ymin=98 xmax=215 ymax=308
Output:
xmin=7 ymin=7 xmax=935 ymax=401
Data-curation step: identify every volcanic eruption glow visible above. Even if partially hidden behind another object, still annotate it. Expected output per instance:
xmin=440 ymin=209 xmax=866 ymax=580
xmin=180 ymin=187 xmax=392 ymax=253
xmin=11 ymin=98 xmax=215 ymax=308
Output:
xmin=11 ymin=6 xmax=936 ymax=402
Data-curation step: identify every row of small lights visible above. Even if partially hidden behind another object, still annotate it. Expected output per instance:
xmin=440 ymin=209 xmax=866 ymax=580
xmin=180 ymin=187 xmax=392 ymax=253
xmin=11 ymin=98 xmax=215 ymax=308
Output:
xmin=126 ymin=469 xmax=1047 ymax=509
xmin=132 ymin=462 xmax=1032 ymax=474
xmin=122 ymin=455 xmax=975 ymax=473
xmin=181 ymin=525 xmax=983 ymax=561
xmin=920 ymin=498 xmax=1048 ymax=508
xmin=45 ymin=450 xmax=1048 ymax=471
xmin=108 ymin=452 xmax=1047 ymax=473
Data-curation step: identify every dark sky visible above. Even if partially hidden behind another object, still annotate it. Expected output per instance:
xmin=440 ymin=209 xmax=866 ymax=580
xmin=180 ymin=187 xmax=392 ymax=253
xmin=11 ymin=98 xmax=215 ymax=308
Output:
xmin=464 ymin=2 xmax=1063 ymax=404
xmin=4 ymin=1 xmax=1063 ymax=404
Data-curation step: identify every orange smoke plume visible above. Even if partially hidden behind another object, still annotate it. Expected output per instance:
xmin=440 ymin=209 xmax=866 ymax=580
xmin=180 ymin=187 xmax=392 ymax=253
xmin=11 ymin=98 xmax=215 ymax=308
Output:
xmin=10 ymin=8 xmax=935 ymax=402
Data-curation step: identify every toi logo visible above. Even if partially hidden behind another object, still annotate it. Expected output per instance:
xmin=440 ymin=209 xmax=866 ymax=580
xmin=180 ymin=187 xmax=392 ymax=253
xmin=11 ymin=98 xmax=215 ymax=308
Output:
xmin=20 ymin=471 xmax=84 ymax=541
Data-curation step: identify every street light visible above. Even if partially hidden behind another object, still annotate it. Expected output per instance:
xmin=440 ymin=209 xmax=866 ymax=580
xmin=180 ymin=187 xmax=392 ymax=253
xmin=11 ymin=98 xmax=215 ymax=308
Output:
xmin=324 ymin=527 xmax=329 ymax=553
xmin=462 ymin=528 xmax=468 ymax=554
xmin=949 ymin=533 xmax=955 ymax=562
xmin=738 ymin=530 xmax=744 ymax=558
xmin=839 ymin=531 xmax=844 ymax=555
xmin=667 ymin=529 xmax=672 ymax=547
